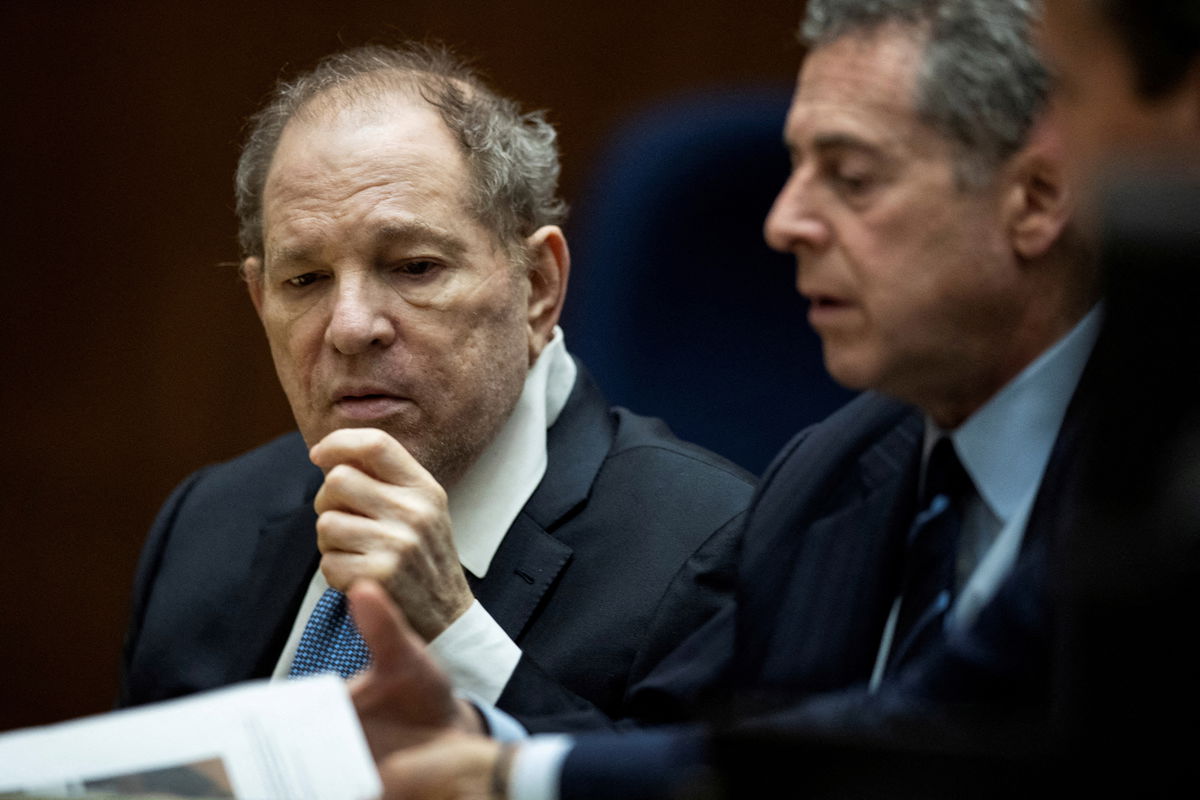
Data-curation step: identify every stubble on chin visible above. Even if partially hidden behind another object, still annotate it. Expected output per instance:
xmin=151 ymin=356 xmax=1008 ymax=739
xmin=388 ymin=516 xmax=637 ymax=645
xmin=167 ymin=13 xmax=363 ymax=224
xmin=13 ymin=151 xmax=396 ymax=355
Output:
xmin=414 ymin=365 xmax=527 ymax=489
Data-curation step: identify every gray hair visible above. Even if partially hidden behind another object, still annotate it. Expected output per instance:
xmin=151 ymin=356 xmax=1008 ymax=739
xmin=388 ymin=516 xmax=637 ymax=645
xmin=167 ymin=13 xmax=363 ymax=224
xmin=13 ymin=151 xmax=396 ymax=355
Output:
xmin=802 ymin=0 xmax=1050 ymax=186
xmin=234 ymin=42 xmax=568 ymax=261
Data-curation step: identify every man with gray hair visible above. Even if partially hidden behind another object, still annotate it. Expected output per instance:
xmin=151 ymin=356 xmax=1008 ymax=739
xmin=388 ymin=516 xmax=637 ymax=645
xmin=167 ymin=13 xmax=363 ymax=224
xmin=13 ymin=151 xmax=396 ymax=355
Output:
xmin=338 ymin=1 xmax=1107 ymax=796
xmin=118 ymin=43 xmax=755 ymax=729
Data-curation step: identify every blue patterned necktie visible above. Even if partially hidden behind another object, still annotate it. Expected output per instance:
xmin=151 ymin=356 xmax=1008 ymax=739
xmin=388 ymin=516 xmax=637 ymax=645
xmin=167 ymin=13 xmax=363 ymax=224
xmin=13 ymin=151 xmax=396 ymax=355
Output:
xmin=886 ymin=437 xmax=972 ymax=674
xmin=287 ymin=586 xmax=372 ymax=679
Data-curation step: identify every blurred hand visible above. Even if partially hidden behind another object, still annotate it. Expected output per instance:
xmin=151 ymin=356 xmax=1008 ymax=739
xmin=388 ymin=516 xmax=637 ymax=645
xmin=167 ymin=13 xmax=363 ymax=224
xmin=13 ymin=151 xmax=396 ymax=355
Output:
xmin=347 ymin=579 xmax=484 ymax=760
xmin=376 ymin=736 xmax=501 ymax=800
xmin=311 ymin=428 xmax=474 ymax=641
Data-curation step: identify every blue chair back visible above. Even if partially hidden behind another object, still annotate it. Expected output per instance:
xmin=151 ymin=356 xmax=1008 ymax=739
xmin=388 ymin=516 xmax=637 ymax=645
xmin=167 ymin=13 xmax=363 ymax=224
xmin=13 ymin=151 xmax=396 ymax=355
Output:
xmin=562 ymin=86 xmax=856 ymax=475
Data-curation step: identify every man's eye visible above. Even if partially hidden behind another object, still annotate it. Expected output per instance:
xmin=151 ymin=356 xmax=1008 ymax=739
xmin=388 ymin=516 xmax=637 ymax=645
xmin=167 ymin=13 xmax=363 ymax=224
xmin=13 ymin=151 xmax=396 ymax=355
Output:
xmin=834 ymin=172 xmax=874 ymax=194
xmin=285 ymin=272 xmax=324 ymax=288
xmin=396 ymin=260 xmax=440 ymax=277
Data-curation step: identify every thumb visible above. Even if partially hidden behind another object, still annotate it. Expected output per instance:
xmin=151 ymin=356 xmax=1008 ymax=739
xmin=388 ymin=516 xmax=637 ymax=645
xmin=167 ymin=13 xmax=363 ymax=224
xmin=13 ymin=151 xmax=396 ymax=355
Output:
xmin=346 ymin=579 xmax=453 ymax=723
xmin=347 ymin=578 xmax=420 ymax=679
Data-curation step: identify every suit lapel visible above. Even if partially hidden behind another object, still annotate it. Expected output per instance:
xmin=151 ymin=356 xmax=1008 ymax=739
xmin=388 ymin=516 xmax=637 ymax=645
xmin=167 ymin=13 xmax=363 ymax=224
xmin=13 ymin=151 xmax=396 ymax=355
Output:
xmin=737 ymin=394 xmax=922 ymax=692
xmin=471 ymin=365 xmax=615 ymax=640
xmin=224 ymin=481 xmax=322 ymax=683
xmin=765 ymin=424 xmax=920 ymax=690
xmin=470 ymin=514 xmax=574 ymax=640
xmin=522 ymin=364 xmax=614 ymax=527
xmin=1022 ymin=362 xmax=1095 ymax=553
xmin=769 ymin=467 xmax=917 ymax=684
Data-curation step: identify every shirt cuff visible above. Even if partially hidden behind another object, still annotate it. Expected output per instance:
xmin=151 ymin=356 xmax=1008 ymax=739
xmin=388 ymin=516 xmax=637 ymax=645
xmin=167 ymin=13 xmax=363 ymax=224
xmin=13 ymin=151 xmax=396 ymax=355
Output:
xmin=509 ymin=736 xmax=573 ymax=800
xmin=427 ymin=599 xmax=522 ymax=705
xmin=464 ymin=694 xmax=529 ymax=742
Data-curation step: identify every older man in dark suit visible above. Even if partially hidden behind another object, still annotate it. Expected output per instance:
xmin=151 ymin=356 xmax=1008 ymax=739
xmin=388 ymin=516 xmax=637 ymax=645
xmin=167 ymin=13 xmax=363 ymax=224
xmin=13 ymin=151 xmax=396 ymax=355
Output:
xmin=119 ymin=43 xmax=755 ymax=729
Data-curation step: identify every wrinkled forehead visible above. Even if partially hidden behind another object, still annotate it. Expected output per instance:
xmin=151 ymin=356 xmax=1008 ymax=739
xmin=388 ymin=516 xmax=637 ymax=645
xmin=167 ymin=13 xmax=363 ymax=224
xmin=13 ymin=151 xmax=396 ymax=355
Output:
xmin=263 ymin=104 xmax=470 ymax=233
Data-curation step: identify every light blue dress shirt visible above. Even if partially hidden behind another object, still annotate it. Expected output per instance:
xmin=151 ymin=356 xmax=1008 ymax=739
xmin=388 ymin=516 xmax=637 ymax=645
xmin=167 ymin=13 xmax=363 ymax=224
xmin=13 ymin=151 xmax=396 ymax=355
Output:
xmin=869 ymin=306 xmax=1102 ymax=688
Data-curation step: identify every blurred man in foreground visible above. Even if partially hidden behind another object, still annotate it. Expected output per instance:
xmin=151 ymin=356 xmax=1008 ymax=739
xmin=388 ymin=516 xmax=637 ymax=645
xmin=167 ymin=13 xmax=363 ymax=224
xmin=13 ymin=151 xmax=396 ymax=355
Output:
xmin=1039 ymin=0 xmax=1200 ymax=788
xmin=344 ymin=2 xmax=1117 ymax=797
xmin=1041 ymin=0 xmax=1200 ymax=177
xmin=120 ymin=43 xmax=755 ymax=728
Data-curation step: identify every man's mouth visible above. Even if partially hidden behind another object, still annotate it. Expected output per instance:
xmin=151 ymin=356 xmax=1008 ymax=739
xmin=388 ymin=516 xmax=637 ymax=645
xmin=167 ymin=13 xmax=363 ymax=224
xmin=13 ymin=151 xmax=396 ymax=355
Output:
xmin=804 ymin=293 xmax=856 ymax=328
xmin=333 ymin=393 xmax=411 ymax=421
xmin=806 ymin=292 xmax=854 ymax=312
xmin=810 ymin=295 xmax=845 ymax=309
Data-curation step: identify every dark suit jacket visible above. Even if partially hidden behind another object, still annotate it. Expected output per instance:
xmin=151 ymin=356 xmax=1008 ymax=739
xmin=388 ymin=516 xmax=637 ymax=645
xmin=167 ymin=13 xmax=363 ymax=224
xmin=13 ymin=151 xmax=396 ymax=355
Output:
xmin=119 ymin=368 xmax=755 ymax=728
xmin=562 ymin=386 xmax=1092 ymax=798
xmin=1054 ymin=177 xmax=1200 ymax=791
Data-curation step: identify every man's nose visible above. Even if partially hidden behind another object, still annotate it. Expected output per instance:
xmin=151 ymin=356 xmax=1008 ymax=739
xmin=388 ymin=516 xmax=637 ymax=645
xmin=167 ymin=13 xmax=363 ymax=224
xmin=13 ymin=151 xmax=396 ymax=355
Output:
xmin=325 ymin=275 xmax=396 ymax=354
xmin=763 ymin=169 xmax=832 ymax=254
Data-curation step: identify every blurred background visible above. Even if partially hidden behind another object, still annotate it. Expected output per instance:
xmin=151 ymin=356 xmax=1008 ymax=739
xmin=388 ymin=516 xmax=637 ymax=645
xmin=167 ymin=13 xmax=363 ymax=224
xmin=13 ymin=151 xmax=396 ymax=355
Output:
xmin=1 ymin=0 xmax=854 ymax=731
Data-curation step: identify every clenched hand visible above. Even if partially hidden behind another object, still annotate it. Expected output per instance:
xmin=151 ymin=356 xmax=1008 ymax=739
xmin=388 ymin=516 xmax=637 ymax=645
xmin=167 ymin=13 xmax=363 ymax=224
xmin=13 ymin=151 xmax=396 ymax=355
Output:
xmin=311 ymin=428 xmax=475 ymax=641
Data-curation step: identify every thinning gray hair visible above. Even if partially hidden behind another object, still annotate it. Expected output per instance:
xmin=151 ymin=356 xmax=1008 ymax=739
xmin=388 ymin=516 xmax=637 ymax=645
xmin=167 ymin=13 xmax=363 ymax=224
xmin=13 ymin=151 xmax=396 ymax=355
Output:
xmin=802 ymin=0 xmax=1050 ymax=186
xmin=234 ymin=42 xmax=567 ymax=261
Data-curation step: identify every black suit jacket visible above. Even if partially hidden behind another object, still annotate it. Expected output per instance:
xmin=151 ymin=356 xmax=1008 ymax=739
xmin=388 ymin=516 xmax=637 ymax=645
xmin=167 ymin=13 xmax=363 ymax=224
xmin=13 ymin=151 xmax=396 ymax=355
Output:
xmin=119 ymin=368 xmax=755 ymax=728
xmin=1053 ymin=177 xmax=1200 ymax=790
xmin=562 ymin=387 xmax=1092 ymax=798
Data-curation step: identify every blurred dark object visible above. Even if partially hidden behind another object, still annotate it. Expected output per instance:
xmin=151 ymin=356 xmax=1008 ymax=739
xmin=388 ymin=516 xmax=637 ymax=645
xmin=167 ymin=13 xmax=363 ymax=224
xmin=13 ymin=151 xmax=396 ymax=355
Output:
xmin=562 ymin=87 xmax=856 ymax=476
xmin=1081 ymin=174 xmax=1200 ymax=512
xmin=710 ymin=725 xmax=1067 ymax=799
xmin=1098 ymin=1 xmax=1200 ymax=98
xmin=1058 ymin=173 xmax=1200 ymax=789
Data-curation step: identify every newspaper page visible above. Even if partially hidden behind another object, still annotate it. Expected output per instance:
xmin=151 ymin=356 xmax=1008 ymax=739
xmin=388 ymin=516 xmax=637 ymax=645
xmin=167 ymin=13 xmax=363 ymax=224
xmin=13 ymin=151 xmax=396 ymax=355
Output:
xmin=0 ymin=675 xmax=381 ymax=800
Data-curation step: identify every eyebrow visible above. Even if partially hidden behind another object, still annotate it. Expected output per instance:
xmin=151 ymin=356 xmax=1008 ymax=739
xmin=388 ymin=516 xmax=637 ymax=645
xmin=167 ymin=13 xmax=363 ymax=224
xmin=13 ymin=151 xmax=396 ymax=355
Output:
xmin=783 ymin=131 xmax=888 ymax=166
xmin=374 ymin=220 xmax=469 ymax=260
xmin=810 ymin=132 xmax=885 ymax=157
xmin=268 ymin=219 xmax=470 ymax=266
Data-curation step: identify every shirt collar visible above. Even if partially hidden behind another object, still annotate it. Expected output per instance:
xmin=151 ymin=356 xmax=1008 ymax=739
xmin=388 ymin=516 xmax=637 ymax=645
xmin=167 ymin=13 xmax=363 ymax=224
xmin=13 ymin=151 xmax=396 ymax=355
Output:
xmin=448 ymin=327 xmax=577 ymax=578
xmin=926 ymin=305 xmax=1102 ymax=525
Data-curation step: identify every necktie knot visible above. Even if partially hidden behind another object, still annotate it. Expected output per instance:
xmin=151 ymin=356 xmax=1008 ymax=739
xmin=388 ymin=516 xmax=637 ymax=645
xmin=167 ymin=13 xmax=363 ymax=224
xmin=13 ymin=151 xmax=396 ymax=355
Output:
xmin=288 ymin=587 xmax=372 ymax=680
xmin=921 ymin=437 xmax=971 ymax=509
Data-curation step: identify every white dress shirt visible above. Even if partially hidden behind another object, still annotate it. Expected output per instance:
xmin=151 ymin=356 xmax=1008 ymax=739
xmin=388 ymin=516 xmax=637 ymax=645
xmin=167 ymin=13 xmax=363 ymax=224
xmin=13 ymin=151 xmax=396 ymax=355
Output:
xmin=271 ymin=328 xmax=577 ymax=704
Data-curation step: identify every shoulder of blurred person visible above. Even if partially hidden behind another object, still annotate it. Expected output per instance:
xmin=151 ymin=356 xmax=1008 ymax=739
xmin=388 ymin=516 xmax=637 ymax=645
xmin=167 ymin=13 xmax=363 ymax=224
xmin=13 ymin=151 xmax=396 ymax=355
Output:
xmin=1039 ymin=3 xmax=1200 ymax=784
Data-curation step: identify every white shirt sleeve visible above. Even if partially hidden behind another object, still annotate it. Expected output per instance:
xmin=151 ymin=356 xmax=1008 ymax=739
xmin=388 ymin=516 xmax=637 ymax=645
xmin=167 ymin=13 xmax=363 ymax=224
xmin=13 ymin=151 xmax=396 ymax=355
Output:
xmin=427 ymin=600 xmax=522 ymax=704
xmin=509 ymin=736 xmax=574 ymax=800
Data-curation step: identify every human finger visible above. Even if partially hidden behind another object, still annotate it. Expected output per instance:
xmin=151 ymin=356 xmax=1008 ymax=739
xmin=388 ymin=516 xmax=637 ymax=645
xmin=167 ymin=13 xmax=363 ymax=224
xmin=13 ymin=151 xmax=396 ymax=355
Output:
xmin=310 ymin=427 xmax=433 ymax=488
xmin=314 ymin=464 xmax=448 ymax=539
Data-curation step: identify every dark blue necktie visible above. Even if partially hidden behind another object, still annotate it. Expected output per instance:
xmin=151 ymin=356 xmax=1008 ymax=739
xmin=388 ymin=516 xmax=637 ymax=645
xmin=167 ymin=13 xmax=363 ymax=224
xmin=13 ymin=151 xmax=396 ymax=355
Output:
xmin=287 ymin=586 xmax=372 ymax=679
xmin=887 ymin=437 xmax=971 ymax=674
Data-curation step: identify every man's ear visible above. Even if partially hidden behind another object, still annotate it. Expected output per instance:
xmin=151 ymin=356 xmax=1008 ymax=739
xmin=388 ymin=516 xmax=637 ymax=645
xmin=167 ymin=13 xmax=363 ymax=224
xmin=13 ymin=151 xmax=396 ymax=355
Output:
xmin=243 ymin=257 xmax=266 ymax=317
xmin=522 ymin=225 xmax=570 ymax=362
xmin=1003 ymin=113 xmax=1074 ymax=261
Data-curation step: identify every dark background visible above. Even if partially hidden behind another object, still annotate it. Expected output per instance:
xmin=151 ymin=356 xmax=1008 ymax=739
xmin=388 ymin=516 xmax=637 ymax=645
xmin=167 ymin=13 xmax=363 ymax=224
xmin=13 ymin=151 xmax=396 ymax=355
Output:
xmin=0 ymin=0 xmax=811 ymax=730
